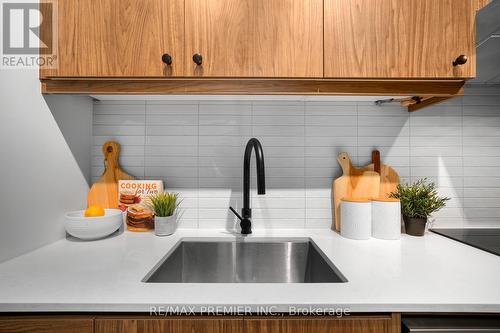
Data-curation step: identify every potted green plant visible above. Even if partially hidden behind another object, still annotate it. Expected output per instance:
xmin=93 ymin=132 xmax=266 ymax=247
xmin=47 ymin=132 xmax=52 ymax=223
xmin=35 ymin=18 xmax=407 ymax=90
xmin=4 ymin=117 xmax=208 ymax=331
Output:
xmin=147 ymin=192 xmax=180 ymax=236
xmin=390 ymin=179 xmax=449 ymax=236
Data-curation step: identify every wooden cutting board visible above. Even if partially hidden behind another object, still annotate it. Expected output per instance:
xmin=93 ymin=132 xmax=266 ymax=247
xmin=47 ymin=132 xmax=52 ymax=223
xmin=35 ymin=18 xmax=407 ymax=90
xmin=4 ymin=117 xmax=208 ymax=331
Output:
xmin=87 ymin=141 xmax=135 ymax=209
xmin=332 ymin=152 xmax=380 ymax=231
xmin=363 ymin=150 xmax=400 ymax=200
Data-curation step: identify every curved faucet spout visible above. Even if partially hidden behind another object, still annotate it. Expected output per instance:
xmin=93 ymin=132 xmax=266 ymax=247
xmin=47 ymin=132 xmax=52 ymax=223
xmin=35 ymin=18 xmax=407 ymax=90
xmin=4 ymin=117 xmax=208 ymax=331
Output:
xmin=229 ymin=138 xmax=266 ymax=234
xmin=244 ymin=138 xmax=266 ymax=202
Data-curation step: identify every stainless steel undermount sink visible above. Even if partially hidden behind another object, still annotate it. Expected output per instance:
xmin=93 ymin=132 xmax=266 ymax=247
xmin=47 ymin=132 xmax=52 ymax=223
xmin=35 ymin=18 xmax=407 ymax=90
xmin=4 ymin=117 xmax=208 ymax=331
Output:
xmin=143 ymin=238 xmax=347 ymax=283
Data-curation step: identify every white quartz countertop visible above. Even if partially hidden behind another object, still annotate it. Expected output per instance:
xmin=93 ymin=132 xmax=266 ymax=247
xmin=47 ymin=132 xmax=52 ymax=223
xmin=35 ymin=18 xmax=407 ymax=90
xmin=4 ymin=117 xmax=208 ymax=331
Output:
xmin=1 ymin=228 xmax=500 ymax=313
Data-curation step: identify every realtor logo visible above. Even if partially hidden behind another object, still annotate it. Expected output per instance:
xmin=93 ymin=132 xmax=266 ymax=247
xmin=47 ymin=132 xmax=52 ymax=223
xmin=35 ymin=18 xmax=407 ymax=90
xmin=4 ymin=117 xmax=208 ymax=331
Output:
xmin=1 ymin=0 xmax=57 ymax=68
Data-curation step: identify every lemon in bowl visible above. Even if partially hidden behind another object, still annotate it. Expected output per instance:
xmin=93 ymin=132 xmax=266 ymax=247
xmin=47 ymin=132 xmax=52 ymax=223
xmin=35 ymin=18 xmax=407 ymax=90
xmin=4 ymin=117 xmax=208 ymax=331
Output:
xmin=65 ymin=208 xmax=122 ymax=240
xmin=84 ymin=205 xmax=105 ymax=217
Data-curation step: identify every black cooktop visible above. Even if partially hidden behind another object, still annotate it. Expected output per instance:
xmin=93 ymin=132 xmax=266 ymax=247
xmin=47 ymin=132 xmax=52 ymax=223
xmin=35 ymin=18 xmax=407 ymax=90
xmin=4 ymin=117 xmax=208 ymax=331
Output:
xmin=431 ymin=228 xmax=500 ymax=257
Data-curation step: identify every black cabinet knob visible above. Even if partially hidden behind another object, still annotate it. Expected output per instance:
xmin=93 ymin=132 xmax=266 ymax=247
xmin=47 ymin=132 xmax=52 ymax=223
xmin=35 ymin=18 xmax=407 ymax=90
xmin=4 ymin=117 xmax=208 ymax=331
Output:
xmin=193 ymin=53 xmax=203 ymax=66
xmin=162 ymin=54 xmax=172 ymax=65
xmin=453 ymin=55 xmax=468 ymax=66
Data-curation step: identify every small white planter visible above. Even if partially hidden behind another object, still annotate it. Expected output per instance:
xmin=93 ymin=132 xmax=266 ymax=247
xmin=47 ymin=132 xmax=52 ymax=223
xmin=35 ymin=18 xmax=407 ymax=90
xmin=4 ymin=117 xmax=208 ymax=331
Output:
xmin=340 ymin=199 xmax=372 ymax=240
xmin=154 ymin=214 xmax=177 ymax=236
xmin=372 ymin=199 xmax=401 ymax=240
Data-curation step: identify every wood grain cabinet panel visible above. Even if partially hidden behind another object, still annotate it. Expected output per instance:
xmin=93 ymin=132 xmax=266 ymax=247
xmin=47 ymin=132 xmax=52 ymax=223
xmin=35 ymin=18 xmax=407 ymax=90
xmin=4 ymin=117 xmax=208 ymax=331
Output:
xmin=324 ymin=0 xmax=477 ymax=79
xmin=244 ymin=315 xmax=399 ymax=333
xmin=50 ymin=0 xmax=184 ymax=77
xmin=0 ymin=316 xmax=93 ymax=333
xmin=185 ymin=0 xmax=323 ymax=77
xmin=95 ymin=317 xmax=243 ymax=333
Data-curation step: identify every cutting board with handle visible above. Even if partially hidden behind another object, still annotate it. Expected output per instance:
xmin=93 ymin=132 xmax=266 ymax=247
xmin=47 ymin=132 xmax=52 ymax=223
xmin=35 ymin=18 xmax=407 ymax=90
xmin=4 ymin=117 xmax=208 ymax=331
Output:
xmin=363 ymin=150 xmax=400 ymax=200
xmin=332 ymin=152 xmax=380 ymax=231
xmin=87 ymin=141 xmax=135 ymax=209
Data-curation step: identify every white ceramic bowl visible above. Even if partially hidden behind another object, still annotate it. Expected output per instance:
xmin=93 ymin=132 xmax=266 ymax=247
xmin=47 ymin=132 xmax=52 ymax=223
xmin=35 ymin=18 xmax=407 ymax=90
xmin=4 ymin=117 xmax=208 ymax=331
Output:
xmin=64 ymin=209 xmax=122 ymax=240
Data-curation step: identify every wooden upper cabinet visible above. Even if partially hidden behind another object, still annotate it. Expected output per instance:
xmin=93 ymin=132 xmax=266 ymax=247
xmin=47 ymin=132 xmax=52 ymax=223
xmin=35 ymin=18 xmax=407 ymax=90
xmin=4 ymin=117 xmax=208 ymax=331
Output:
xmin=324 ymin=0 xmax=477 ymax=79
xmin=49 ymin=0 xmax=184 ymax=77
xmin=184 ymin=0 xmax=323 ymax=77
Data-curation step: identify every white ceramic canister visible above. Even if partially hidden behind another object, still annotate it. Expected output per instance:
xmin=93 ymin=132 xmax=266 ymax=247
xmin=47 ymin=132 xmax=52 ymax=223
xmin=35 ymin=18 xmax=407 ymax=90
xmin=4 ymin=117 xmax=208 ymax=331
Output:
xmin=340 ymin=198 xmax=372 ymax=240
xmin=372 ymin=198 xmax=401 ymax=240
xmin=154 ymin=214 xmax=177 ymax=236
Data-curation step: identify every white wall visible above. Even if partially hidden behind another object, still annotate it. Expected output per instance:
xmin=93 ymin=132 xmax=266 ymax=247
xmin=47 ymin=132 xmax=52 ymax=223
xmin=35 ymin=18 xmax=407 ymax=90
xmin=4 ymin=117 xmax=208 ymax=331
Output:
xmin=91 ymin=85 xmax=500 ymax=231
xmin=0 ymin=70 xmax=91 ymax=263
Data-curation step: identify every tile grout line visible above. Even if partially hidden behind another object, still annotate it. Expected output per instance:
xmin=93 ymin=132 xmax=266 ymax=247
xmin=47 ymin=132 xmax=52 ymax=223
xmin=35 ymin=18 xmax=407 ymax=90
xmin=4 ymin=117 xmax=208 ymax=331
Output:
xmin=408 ymin=107 xmax=412 ymax=184
xmin=356 ymin=102 xmax=359 ymax=166
xmin=143 ymin=101 xmax=147 ymax=180
xmin=197 ymin=101 xmax=200 ymax=229
xmin=249 ymin=101 xmax=254 ymax=231
xmin=461 ymin=96 xmax=465 ymax=227
xmin=303 ymin=100 xmax=307 ymax=229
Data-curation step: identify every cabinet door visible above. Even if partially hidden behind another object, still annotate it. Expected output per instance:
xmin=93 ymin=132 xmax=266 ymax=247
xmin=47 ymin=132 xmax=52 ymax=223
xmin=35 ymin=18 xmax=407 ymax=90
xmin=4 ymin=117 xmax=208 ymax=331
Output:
xmin=324 ymin=0 xmax=476 ymax=78
xmin=52 ymin=0 xmax=184 ymax=77
xmin=95 ymin=317 xmax=243 ymax=333
xmin=0 ymin=317 xmax=93 ymax=333
xmin=245 ymin=316 xmax=397 ymax=333
xmin=185 ymin=0 xmax=323 ymax=77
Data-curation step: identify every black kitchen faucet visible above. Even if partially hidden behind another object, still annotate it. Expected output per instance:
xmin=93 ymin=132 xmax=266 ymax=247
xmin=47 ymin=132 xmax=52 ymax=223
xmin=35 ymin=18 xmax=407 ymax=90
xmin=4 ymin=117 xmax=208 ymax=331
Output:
xmin=229 ymin=138 xmax=266 ymax=234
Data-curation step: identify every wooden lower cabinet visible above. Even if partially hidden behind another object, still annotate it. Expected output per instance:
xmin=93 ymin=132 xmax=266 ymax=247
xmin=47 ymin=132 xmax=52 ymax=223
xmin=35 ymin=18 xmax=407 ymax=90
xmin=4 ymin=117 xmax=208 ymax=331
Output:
xmin=0 ymin=314 xmax=400 ymax=333
xmin=95 ymin=317 xmax=243 ymax=333
xmin=0 ymin=316 xmax=93 ymax=333
xmin=94 ymin=315 xmax=399 ymax=333
xmin=245 ymin=315 xmax=400 ymax=333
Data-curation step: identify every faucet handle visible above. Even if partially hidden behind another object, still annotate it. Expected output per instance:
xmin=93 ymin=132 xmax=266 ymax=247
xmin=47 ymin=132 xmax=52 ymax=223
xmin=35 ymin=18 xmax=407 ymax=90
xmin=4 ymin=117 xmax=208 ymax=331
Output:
xmin=229 ymin=206 xmax=243 ymax=222
xmin=230 ymin=206 xmax=252 ymax=235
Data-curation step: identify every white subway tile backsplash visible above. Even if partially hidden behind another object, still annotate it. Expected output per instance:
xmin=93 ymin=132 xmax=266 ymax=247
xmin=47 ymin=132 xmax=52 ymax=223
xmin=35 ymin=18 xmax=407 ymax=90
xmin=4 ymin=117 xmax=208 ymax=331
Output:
xmin=199 ymin=125 xmax=251 ymax=136
xmin=411 ymin=146 xmax=462 ymax=157
xmin=463 ymin=105 xmax=500 ymax=116
xmin=146 ymin=136 xmax=198 ymax=146
xmin=357 ymin=126 xmax=410 ymax=137
xmin=357 ymin=105 xmax=403 ymax=116
xmin=145 ymin=145 xmax=198 ymax=156
xmin=147 ymin=104 xmax=198 ymax=115
xmin=462 ymin=126 xmax=500 ymax=136
xmin=93 ymin=135 xmax=145 ymax=146
xmin=305 ymin=126 xmax=357 ymax=137
xmin=145 ymin=156 xmax=198 ymax=167
xmin=252 ymin=103 xmax=303 ymax=116
xmin=147 ymin=114 xmax=198 ymax=125
xmin=92 ymin=88 xmax=500 ymax=229
xmin=463 ymin=95 xmax=500 ymax=105
xmin=147 ymin=125 xmax=198 ymax=136
xmin=145 ymin=166 xmax=198 ymax=178
xmin=93 ymin=114 xmax=145 ymax=125
xmin=410 ymin=116 xmax=462 ymax=127
xmin=410 ymin=136 xmax=462 ymax=147
xmin=199 ymin=103 xmax=252 ymax=115
xmin=464 ymin=188 xmax=500 ymax=198
xmin=93 ymin=125 xmax=145 ymax=136
xmin=199 ymin=177 xmax=242 ymax=190
xmin=93 ymin=103 xmax=145 ymax=115
xmin=463 ymin=117 xmax=500 ymax=127
xmin=463 ymin=136 xmax=500 ymax=146
xmin=198 ymin=136 xmax=250 ymax=146
xmin=463 ymin=146 xmax=500 ymax=156
xmin=411 ymin=127 xmax=461 ymax=137
xmin=199 ymin=114 xmax=251 ymax=125
xmin=410 ymin=156 xmax=462 ymax=167
xmin=358 ymin=136 xmax=409 ymax=147
xmin=358 ymin=116 xmax=409 ymax=127
xmin=253 ymin=125 xmax=305 ymax=137
xmin=305 ymin=115 xmax=357 ymax=126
